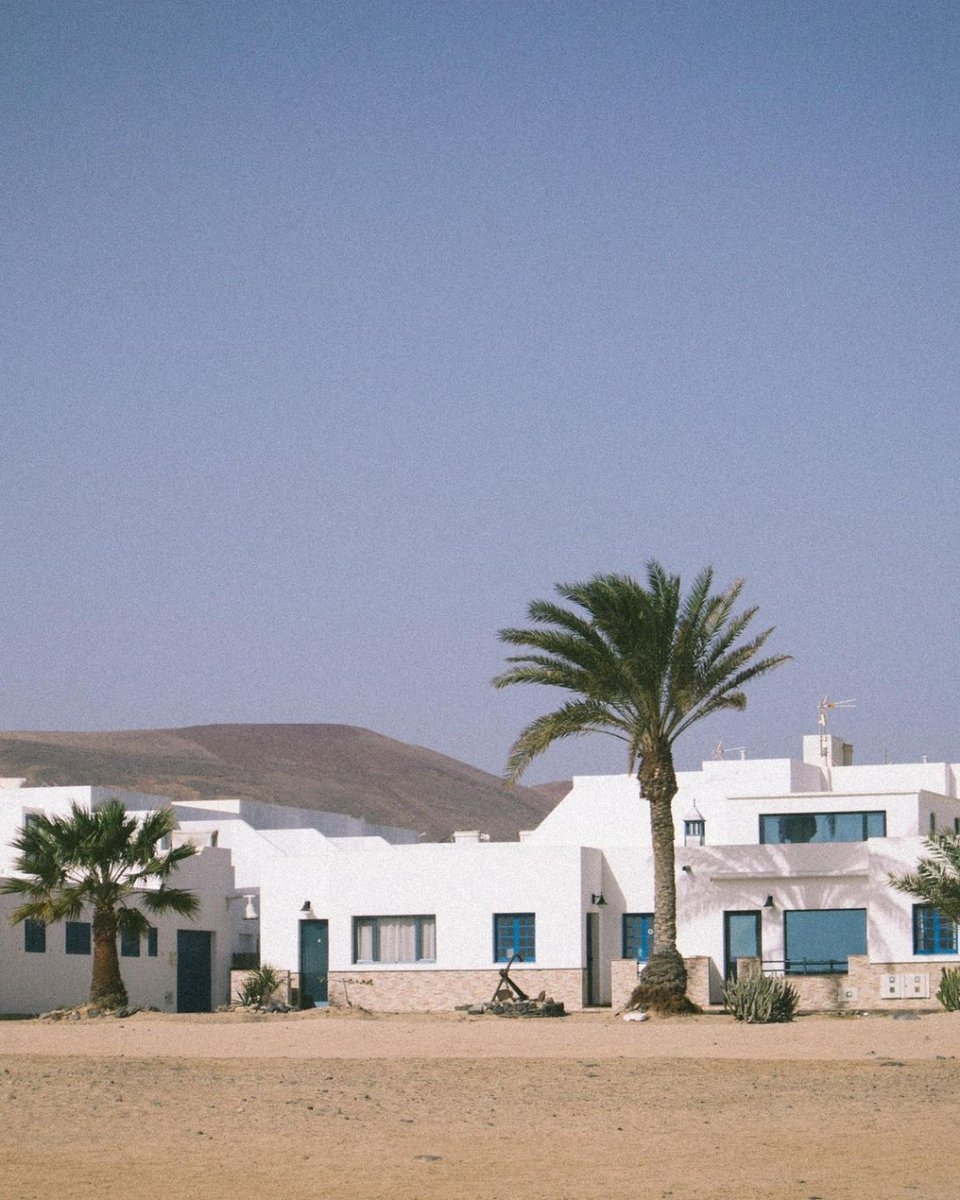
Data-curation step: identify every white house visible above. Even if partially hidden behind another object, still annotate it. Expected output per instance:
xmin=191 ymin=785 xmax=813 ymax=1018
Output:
xmin=0 ymin=783 xmax=417 ymax=1015
xmin=2 ymin=732 xmax=959 ymax=1014
xmin=0 ymin=786 xmax=238 ymax=1014
xmin=240 ymin=732 xmax=960 ymax=1013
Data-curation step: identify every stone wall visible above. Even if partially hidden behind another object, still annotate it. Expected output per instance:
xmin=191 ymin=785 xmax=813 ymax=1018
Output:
xmin=325 ymin=968 xmax=584 ymax=1012
xmin=843 ymin=956 xmax=950 ymax=1010
xmin=610 ymin=957 xmax=713 ymax=1011
xmin=289 ymin=955 xmax=957 ymax=1015
xmin=733 ymin=955 xmax=952 ymax=1012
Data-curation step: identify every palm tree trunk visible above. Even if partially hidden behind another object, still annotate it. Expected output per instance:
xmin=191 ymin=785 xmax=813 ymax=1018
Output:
xmin=90 ymin=908 xmax=128 ymax=1008
xmin=631 ymin=751 xmax=691 ymax=1012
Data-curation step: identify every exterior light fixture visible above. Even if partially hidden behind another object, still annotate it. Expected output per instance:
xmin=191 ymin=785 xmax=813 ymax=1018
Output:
xmin=300 ymin=900 xmax=314 ymax=917
xmin=681 ymin=864 xmax=693 ymax=874
xmin=226 ymin=892 xmax=259 ymax=920
xmin=590 ymin=893 xmax=607 ymax=907
xmin=763 ymin=895 xmax=775 ymax=909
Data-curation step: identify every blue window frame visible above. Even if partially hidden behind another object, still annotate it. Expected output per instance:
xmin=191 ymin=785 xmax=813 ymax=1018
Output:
xmin=24 ymin=919 xmax=46 ymax=954
xmin=147 ymin=927 xmax=158 ymax=957
xmin=65 ymin=921 xmax=91 ymax=955
xmin=623 ymin=913 xmax=654 ymax=961
xmin=120 ymin=926 xmax=140 ymax=957
xmin=494 ymin=913 xmax=535 ymax=962
xmin=913 ymin=905 xmax=957 ymax=955
xmin=783 ymin=908 xmax=866 ymax=974
xmin=760 ymin=811 xmax=886 ymax=845
xmin=353 ymin=916 xmax=436 ymax=963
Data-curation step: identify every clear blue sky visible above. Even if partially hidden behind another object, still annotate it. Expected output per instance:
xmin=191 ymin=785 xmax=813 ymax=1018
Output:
xmin=3 ymin=2 xmax=958 ymax=782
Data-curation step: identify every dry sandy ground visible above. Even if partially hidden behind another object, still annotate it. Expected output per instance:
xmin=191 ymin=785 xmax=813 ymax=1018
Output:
xmin=1 ymin=1008 xmax=958 ymax=1200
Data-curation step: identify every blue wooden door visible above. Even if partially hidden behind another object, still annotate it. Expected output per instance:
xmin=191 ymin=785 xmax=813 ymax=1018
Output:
xmin=299 ymin=919 xmax=328 ymax=1007
xmin=177 ymin=929 xmax=212 ymax=1012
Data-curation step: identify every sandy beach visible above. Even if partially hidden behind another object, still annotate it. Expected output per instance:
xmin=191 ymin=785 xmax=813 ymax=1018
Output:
xmin=1 ymin=1008 xmax=957 ymax=1199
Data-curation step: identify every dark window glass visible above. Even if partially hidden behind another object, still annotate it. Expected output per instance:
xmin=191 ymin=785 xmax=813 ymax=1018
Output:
xmin=623 ymin=913 xmax=654 ymax=961
xmin=784 ymin=909 xmax=866 ymax=974
xmin=494 ymin=913 xmax=535 ymax=962
xmin=120 ymin=926 xmax=140 ymax=957
xmin=913 ymin=905 xmax=957 ymax=954
xmin=24 ymin=919 xmax=46 ymax=953
xmin=147 ymin=927 xmax=158 ymax=957
xmin=65 ymin=921 xmax=91 ymax=955
xmin=683 ymin=819 xmax=705 ymax=844
xmin=760 ymin=811 xmax=886 ymax=844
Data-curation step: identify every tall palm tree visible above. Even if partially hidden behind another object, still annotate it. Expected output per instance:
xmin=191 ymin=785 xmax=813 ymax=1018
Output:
xmin=493 ymin=563 xmax=788 ymax=1010
xmin=1 ymin=800 xmax=199 ymax=1008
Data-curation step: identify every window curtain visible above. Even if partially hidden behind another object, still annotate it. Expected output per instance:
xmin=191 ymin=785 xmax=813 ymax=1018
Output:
xmin=379 ymin=917 xmax=417 ymax=962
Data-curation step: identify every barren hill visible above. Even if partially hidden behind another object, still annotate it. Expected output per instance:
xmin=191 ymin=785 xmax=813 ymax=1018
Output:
xmin=0 ymin=724 xmax=558 ymax=841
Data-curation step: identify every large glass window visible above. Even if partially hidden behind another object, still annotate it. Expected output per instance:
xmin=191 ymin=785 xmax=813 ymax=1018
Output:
xmin=494 ymin=913 xmax=535 ymax=962
xmin=65 ymin=921 xmax=91 ymax=955
xmin=24 ymin=919 xmax=46 ymax=954
xmin=913 ymin=905 xmax=957 ymax=955
xmin=760 ymin=811 xmax=886 ymax=844
xmin=623 ymin=913 xmax=654 ymax=961
xmin=784 ymin=908 xmax=866 ymax=974
xmin=353 ymin=916 xmax=436 ymax=963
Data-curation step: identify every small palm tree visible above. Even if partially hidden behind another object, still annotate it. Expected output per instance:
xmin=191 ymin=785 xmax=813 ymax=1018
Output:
xmin=1 ymin=800 xmax=199 ymax=1008
xmin=494 ymin=563 xmax=788 ymax=1010
xmin=889 ymin=835 xmax=960 ymax=921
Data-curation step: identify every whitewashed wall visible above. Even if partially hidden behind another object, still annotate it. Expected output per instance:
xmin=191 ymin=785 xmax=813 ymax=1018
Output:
xmin=257 ymin=841 xmax=589 ymax=976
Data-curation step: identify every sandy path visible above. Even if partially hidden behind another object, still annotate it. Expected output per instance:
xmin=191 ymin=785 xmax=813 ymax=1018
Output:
xmin=2 ymin=1007 xmax=960 ymax=1061
xmin=1 ymin=1010 xmax=957 ymax=1199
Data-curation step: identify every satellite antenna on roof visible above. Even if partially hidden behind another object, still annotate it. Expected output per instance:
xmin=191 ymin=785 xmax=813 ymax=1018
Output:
xmin=818 ymin=696 xmax=856 ymax=762
xmin=713 ymin=741 xmax=747 ymax=761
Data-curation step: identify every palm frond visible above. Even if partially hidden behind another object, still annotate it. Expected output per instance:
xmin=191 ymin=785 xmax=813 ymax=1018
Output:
xmin=889 ymin=835 xmax=960 ymax=922
xmin=503 ymin=699 xmax=631 ymax=782
xmin=495 ymin=562 xmax=788 ymax=781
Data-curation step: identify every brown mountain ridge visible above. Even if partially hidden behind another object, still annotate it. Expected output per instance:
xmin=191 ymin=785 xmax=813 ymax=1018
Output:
xmin=0 ymin=724 xmax=562 ymax=841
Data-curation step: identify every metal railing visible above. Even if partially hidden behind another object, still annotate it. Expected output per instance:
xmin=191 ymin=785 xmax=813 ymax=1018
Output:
xmin=760 ymin=958 xmax=849 ymax=977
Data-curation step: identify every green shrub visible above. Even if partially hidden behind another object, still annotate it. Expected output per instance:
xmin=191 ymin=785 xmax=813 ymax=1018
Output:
xmin=937 ymin=967 xmax=960 ymax=1011
xmin=724 ymin=971 xmax=798 ymax=1023
xmin=236 ymin=963 xmax=283 ymax=1007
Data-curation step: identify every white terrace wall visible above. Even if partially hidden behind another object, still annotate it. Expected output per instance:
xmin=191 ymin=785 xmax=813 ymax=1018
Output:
xmin=0 ymin=786 xmax=174 ymax=875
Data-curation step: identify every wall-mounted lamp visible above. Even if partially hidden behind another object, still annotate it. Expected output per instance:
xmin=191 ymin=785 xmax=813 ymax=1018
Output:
xmin=681 ymin=864 xmax=693 ymax=874
xmin=226 ymin=893 xmax=259 ymax=920
xmin=590 ymin=893 xmax=607 ymax=907
xmin=763 ymin=895 xmax=776 ymax=909
xmin=300 ymin=900 xmax=314 ymax=918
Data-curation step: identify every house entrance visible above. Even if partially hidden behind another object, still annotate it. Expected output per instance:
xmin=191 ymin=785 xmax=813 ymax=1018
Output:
xmin=723 ymin=911 xmax=761 ymax=981
xmin=177 ymin=929 xmax=213 ymax=1012
xmin=299 ymin=919 xmax=329 ymax=1006
xmin=584 ymin=911 xmax=603 ymax=1006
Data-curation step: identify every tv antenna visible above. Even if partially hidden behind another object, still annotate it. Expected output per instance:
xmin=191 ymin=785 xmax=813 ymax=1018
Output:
xmin=714 ymin=741 xmax=747 ymax=761
xmin=818 ymin=696 xmax=856 ymax=760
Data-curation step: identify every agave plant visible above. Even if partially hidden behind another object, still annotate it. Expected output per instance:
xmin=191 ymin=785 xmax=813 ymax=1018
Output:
xmin=723 ymin=971 xmax=798 ymax=1023
xmin=236 ymin=963 xmax=283 ymax=1007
